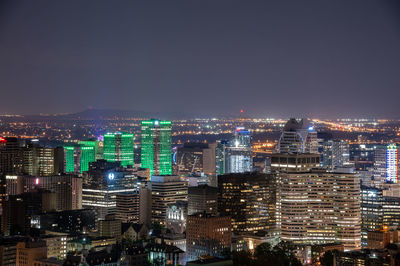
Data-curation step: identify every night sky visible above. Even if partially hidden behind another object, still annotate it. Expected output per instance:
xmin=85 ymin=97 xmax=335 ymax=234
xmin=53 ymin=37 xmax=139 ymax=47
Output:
xmin=1 ymin=1 xmax=399 ymax=118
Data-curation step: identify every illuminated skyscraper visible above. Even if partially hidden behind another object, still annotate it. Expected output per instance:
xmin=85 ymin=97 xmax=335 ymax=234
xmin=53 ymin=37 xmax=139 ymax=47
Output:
xmin=280 ymin=169 xmax=361 ymax=251
xmin=103 ymin=132 xmax=134 ymax=167
xmin=79 ymin=139 xmax=104 ymax=161
xmin=216 ymin=128 xmax=252 ymax=174
xmin=141 ymin=119 xmax=172 ymax=176
xmin=64 ymin=145 xmax=95 ymax=174
xmin=278 ymin=118 xmax=318 ymax=154
xmin=322 ymin=140 xmax=351 ymax=170
xmin=374 ymin=144 xmax=398 ymax=187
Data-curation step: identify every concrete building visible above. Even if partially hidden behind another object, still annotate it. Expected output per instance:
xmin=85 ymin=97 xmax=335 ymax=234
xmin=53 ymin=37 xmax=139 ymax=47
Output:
xmin=98 ymin=214 xmax=122 ymax=241
xmin=186 ymin=213 xmax=231 ymax=261
xmin=116 ymin=192 xmax=140 ymax=223
xmin=16 ymin=240 xmax=47 ymax=266
xmin=280 ymin=169 xmax=361 ymax=251
xmin=188 ymin=185 xmax=218 ymax=216
xmin=149 ymin=175 xmax=187 ymax=225
xmin=24 ymin=175 xmax=82 ymax=211
xmin=218 ymin=172 xmax=276 ymax=235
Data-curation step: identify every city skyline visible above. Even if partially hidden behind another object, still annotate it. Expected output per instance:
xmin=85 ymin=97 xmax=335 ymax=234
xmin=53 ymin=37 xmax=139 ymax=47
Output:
xmin=1 ymin=1 xmax=400 ymax=118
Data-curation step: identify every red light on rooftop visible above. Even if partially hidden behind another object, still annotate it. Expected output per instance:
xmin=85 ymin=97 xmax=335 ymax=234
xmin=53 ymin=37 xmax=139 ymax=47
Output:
xmin=0 ymin=137 xmax=6 ymax=143
xmin=240 ymin=109 xmax=244 ymax=113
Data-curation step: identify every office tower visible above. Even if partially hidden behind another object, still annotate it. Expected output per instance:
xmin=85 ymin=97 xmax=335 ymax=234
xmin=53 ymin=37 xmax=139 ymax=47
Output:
xmin=22 ymin=144 xmax=64 ymax=176
xmin=104 ymin=132 xmax=134 ymax=167
xmin=78 ymin=139 xmax=104 ymax=160
xmin=175 ymin=143 xmax=216 ymax=176
xmin=218 ymin=172 xmax=276 ymax=235
xmin=216 ymin=140 xmax=228 ymax=175
xmin=141 ymin=119 xmax=172 ymax=176
xmin=24 ymin=175 xmax=82 ymax=211
xmin=1 ymin=190 xmax=55 ymax=236
xmin=350 ymin=144 xmax=377 ymax=171
xmin=0 ymin=137 xmax=22 ymax=174
xmin=278 ymin=118 xmax=318 ymax=154
xmin=30 ymin=209 xmax=97 ymax=234
xmin=166 ymin=200 xmax=188 ymax=234
xmin=148 ymin=175 xmax=187 ymax=225
xmin=82 ymin=160 xmax=138 ymax=219
xmin=64 ymin=145 xmax=95 ymax=174
xmin=186 ymin=213 xmax=231 ymax=261
xmin=374 ymin=144 xmax=398 ymax=187
xmin=16 ymin=240 xmax=47 ymax=266
xmin=116 ymin=192 xmax=139 ymax=223
xmin=225 ymin=127 xmax=252 ymax=173
xmin=270 ymin=153 xmax=320 ymax=173
xmin=139 ymin=187 xmax=152 ymax=225
xmin=271 ymin=153 xmax=321 ymax=230
xmin=188 ymin=185 xmax=218 ymax=216
xmin=98 ymin=214 xmax=122 ymax=241
xmin=382 ymin=196 xmax=400 ymax=227
xmin=0 ymin=236 xmax=29 ymax=266
xmin=360 ymin=186 xmax=384 ymax=246
xmin=322 ymin=140 xmax=351 ymax=170
xmin=280 ymin=169 xmax=361 ymax=251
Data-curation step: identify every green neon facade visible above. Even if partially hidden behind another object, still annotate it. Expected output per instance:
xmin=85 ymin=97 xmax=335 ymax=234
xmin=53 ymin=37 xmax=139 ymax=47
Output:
xmin=79 ymin=140 xmax=103 ymax=160
xmin=64 ymin=145 xmax=95 ymax=174
xmin=103 ymin=132 xmax=134 ymax=167
xmin=80 ymin=146 xmax=95 ymax=173
xmin=64 ymin=146 xmax=75 ymax=173
xmin=141 ymin=119 xmax=172 ymax=176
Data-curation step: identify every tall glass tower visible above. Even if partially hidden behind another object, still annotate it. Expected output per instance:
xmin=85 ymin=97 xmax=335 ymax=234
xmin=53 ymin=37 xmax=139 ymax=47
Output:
xmin=103 ymin=132 xmax=134 ymax=167
xmin=141 ymin=119 xmax=172 ymax=176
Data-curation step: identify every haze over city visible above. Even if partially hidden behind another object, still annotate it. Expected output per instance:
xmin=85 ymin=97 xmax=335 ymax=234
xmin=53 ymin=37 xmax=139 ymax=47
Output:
xmin=1 ymin=0 xmax=400 ymax=118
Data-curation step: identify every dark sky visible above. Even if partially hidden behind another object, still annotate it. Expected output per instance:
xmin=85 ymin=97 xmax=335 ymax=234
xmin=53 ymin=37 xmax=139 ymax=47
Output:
xmin=1 ymin=1 xmax=400 ymax=118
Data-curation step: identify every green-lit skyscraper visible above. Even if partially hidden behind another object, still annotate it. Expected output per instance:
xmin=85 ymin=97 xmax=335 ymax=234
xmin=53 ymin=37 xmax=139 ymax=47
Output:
xmin=64 ymin=145 xmax=95 ymax=174
xmin=103 ymin=132 xmax=134 ymax=167
xmin=79 ymin=139 xmax=104 ymax=161
xmin=141 ymin=119 xmax=172 ymax=176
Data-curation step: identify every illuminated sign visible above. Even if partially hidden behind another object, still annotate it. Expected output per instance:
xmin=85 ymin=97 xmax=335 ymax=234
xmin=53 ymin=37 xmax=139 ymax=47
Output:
xmin=0 ymin=137 xmax=6 ymax=143
xmin=154 ymin=120 xmax=159 ymax=126
xmin=108 ymin=173 xmax=115 ymax=180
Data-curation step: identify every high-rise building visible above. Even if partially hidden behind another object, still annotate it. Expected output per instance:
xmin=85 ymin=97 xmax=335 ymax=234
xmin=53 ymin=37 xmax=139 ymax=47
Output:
xmin=104 ymin=132 xmax=134 ymax=167
xmin=64 ymin=145 xmax=95 ymax=174
xmin=188 ymin=185 xmax=218 ymax=216
xmin=78 ymin=139 xmax=104 ymax=161
xmin=360 ymin=186 xmax=383 ymax=246
xmin=0 ymin=137 xmax=22 ymax=175
xmin=116 ymin=192 xmax=139 ymax=223
xmin=82 ymin=160 xmax=138 ymax=219
xmin=350 ymin=144 xmax=377 ymax=171
xmin=225 ymin=127 xmax=252 ymax=173
xmin=374 ymin=144 xmax=398 ymax=187
xmin=22 ymin=143 xmax=64 ymax=176
xmin=175 ymin=143 xmax=216 ymax=176
xmin=218 ymin=172 xmax=276 ymax=235
xmin=271 ymin=153 xmax=321 ymax=230
xmin=186 ymin=213 xmax=231 ymax=261
xmin=322 ymin=140 xmax=351 ymax=170
xmin=148 ymin=175 xmax=187 ymax=225
xmin=141 ymin=119 xmax=172 ymax=176
xmin=280 ymin=169 xmax=361 ymax=251
xmin=216 ymin=140 xmax=228 ymax=175
xmin=278 ymin=118 xmax=318 ymax=154
xmin=24 ymin=175 xmax=82 ymax=211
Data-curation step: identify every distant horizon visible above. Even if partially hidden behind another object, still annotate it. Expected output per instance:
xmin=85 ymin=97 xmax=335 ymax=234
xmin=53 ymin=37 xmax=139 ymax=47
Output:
xmin=0 ymin=107 xmax=398 ymax=120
